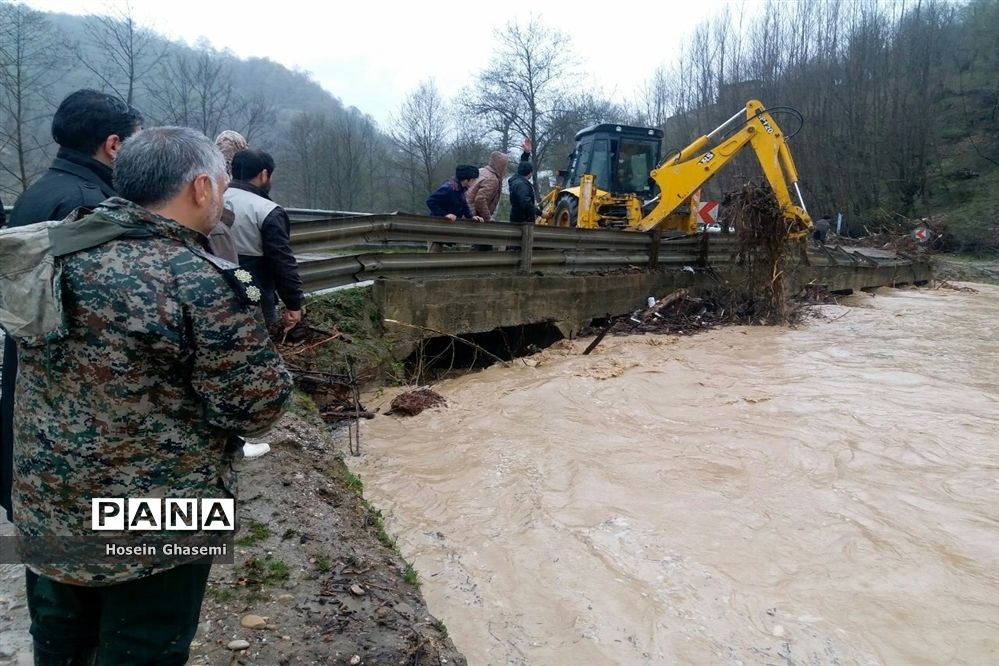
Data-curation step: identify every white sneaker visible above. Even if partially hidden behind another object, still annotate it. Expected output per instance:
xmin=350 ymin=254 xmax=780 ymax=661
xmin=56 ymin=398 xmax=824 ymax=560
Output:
xmin=242 ymin=442 xmax=271 ymax=459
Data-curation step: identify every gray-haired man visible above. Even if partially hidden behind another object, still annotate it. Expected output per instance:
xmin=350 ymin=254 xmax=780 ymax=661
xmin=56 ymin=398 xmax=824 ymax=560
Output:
xmin=3 ymin=127 xmax=292 ymax=664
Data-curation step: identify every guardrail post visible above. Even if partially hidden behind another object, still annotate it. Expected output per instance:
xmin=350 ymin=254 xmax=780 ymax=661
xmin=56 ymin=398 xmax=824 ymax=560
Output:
xmin=648 ymin=228 xmax=662 ymax=269
xmin=698 ymin=232 xmax=709 ymax=268
xmin=519 ymin=223 xmax=535 ymax=273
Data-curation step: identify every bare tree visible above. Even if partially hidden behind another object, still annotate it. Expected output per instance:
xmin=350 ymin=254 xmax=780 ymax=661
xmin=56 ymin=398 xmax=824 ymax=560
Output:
xmin=0 ymin=2 xmax=62 ymax=193
xmin=447 ymin=120 xmax=490 ymax=168
xmin=883 ymin=0 xmax=956 ymax=212
xmin=466 ymin=18 xmax=578 ymax=176
xmin=79 ymin=1 xmax=164 ymax=105
xmin=237 ymin=92 xmax=277 ymax=144
xmin=543 ymin=92 xmax=629 ymax=181
xmin=960 ymin=0 xmax=999 ymax=122
xmin=279 ymin=107 xmax=384 ymax=211
xmin=147 ymin=47 xmax=235 ymax=138
xmin=390 ymin=80 xmax=450 ymax=203
xmin=281 ymin=111 xmax=329 ymax=208
xmin=638 ymin=65 xmax=678 ymax=130
xmin=325 ymin=108 xmax=378 ymax=211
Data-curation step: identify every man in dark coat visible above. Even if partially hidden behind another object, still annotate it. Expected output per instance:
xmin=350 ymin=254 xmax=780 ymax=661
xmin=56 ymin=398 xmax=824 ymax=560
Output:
xmin=813 ymin=215 xmax=832 ymax=245
xmin=224 ymin=149 xmax=304 ymax=330
xmin=425 ymin=165 xmax=482 ymax=252
xmin=8 ymin=90 xmax=142 ymax=227
xmin=509 ymin=161 xmax=540 ymax=224
xmin=1 ymin=89 xmax=142 ymax=521
xmin=427 ymin=165 xmax=482 ymax=221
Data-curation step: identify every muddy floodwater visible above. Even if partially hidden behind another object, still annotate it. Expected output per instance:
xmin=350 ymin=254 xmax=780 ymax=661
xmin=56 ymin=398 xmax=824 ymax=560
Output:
xmin=353 ymin=285 xmax=999 ymax=665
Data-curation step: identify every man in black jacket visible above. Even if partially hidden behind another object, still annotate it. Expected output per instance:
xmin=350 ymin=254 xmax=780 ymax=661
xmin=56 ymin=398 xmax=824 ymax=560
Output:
xmin=224 ymin=149 xmax=304 ymax=330
xmin=8 ymin=90 xmax=142 ymax=227
xmin=509 ymin=161 xmax=541 ymax=225
xmin=1 ymin=89 xmax=142 ymax=521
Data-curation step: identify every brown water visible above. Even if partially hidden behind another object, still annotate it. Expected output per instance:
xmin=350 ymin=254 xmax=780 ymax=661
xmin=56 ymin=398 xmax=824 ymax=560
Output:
xmin=352 ymin=285 xmax=999 ymax=665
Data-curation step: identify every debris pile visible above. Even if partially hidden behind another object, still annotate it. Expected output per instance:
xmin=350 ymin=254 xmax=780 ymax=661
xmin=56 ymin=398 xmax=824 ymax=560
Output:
xmin=936 ymin=280 xmax=979 ymax=293
xmin=616 ymin=293 xmax=724 ymax=335
xmin=727 ymin=181 xmax=801 ymax=325
xmin=838 ymin=212 xmax=955 ymax=255
xmin=582 ymin=183 xmax=819 ymax=347
xmin=386 ymin=388 xmax=447 ymax=417
xmin=605 ymin=289 xmax=757 ymax=338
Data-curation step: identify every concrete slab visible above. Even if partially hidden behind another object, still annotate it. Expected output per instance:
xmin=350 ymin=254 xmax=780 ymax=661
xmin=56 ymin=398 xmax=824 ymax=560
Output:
xmin=373 ymin=258 xmax=933 ymax=350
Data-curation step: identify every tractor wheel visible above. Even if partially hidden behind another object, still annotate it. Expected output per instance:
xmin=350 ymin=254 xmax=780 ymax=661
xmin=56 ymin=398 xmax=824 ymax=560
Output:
xmin=553 ymin=196 xmax=579 ymax=228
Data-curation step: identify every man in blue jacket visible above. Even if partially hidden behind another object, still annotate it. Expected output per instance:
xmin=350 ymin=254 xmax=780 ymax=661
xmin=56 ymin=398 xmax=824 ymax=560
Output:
xmin=427 ymin=165 xmax=483 ymax=221
xmin=426 ymin=165 xmax=482 ymax=252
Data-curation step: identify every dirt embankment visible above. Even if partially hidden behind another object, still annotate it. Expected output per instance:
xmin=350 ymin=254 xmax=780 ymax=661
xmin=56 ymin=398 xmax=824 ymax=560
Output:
xmin=189 ymin=404 xmax=465 ymax=666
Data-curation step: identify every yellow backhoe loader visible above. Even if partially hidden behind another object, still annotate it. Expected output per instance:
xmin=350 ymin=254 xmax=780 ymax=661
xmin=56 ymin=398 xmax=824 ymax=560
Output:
xmin=538 ymin=100 xmax=812 ymax=238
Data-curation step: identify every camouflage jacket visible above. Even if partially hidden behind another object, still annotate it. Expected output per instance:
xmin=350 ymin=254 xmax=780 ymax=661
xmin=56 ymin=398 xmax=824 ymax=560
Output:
xmin=9 ymin=198 xmax=293 ymax=585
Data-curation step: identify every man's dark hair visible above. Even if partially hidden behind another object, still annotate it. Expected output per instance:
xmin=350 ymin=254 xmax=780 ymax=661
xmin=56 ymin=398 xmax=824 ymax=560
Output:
xmin=232 ymin=149 xmax=276 ymax=181
xmin=517 ymin=162 xmax=533 ymax=177
xmin=51 ymin=89 xmax=143 ymax=155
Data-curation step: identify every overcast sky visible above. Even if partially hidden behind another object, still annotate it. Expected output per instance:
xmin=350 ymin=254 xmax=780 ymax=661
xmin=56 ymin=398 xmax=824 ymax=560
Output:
xmin=24 ymin=0 xmax=764 ymax=128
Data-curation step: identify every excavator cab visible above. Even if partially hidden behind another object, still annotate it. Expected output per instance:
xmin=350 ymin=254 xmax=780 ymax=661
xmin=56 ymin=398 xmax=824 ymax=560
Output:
xmin=549 ymin=125 xmax=664 ymax=228
xmin=565 ymin=124 xmax=663 ymax=196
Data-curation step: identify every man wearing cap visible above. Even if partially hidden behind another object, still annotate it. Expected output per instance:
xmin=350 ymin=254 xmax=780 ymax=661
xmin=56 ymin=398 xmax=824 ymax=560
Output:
xmin=427 ymin=165 xmax=483 ymax=222
xmin=425 ymin=165 xmax=482 ymax=252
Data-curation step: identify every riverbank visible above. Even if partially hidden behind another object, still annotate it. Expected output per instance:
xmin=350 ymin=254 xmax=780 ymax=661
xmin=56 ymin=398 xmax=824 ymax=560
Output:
xmin=933 ymin=255 xmax=999 ymax=284
xmin=0 ymin=401 xmax=466 ymax=666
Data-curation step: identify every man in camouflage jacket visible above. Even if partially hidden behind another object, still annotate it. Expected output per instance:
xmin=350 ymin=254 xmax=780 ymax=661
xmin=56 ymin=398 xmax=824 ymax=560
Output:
xmin=1 ymin=127 xmax=292 ymax=665
xmin=2 ymin=89 xmax=143 ymax=522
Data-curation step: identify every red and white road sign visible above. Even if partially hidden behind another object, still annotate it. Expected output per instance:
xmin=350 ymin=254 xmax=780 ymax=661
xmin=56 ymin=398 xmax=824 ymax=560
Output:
xmin=913 ymin=227 xmax=930 ymax=242
xmin=697 ymin=200 xmax=719 ymax=225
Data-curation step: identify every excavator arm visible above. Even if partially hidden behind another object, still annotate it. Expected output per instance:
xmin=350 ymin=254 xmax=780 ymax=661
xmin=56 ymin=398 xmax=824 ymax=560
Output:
xmin=634 ymin=100 xmax=812 ymax=237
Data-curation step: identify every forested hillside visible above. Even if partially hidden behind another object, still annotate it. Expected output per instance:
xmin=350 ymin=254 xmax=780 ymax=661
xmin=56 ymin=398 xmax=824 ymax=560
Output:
xmin=2 ymin=0 xmax=996 ymax=252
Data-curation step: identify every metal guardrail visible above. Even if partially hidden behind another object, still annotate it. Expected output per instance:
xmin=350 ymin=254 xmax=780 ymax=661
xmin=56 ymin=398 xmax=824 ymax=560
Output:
xmin=288 ymin=213 xmax=704 ymax=251
xmin=289 ymin=212 xmax=882 ymax=293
